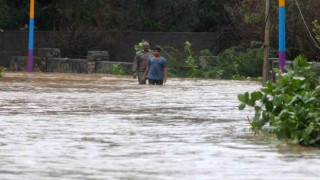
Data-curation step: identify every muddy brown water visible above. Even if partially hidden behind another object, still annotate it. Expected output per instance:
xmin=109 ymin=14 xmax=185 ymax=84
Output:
xmin=0 ymin=72 xmax=320 ymax=180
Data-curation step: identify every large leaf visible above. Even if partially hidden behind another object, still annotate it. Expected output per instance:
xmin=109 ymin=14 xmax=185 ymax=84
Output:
xmin=251 ymin=91 xmax=263 ymax=101
xmin=238 ymin=92 xmax=249 ymax=103
xmin=273 ymin=95 xmax=284 ymax=107
xmin=265 ymin=101 xmax=273 ymax=112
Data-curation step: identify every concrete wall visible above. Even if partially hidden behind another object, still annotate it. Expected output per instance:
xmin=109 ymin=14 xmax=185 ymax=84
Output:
xmin=10 ymin=56 xmax=132 ymax=74
xmin=0 ymin=31 xmax=236 ymax=68
xmin=9 ymin=49 xmax=132 ymax=74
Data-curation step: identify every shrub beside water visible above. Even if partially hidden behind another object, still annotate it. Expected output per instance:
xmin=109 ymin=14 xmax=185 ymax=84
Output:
xmin=238 ymin=55 xmax=320 ymax=146
xmin=111 ymin=64 xmax=126 ymax=75
xmin=0 ymin=66 xmax=5 ymax=77
xmin=160 ymin=41 xmax=275 ymax=80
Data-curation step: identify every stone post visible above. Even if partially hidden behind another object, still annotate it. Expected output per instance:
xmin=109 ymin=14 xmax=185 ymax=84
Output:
xmin=87 ymin=51 xmax=109 ymax=73
xmin=38 ymin=48 xmax=61 ymax=72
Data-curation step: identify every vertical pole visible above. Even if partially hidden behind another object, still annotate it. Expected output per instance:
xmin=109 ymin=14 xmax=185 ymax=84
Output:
xmin=279 ymin=0 xmax=286 ymax=72
xmin=27 ymin=0 xmax=35 ymax=72
xmin=263 ymin=0 xmax=271 ymax=84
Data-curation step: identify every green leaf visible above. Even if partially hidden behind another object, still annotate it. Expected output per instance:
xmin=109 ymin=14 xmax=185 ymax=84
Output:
xmin=289 ymin=95 xmax=301 ymax=105
xmin=251 ymin=91 xmax=263 ymax=101
xmin=312 ymin=86 xmax=320 ymax=96
xmin=262 ymin=111 xmax=269 ymax=120
xmin=265 ymin=101 xmax=273 ymax=112
xmin=238 ymin=92 xmax=249 ymax=103
xmin=273 ymin=106 xmax=282 ymax=115
xmin=248 ymin=98 xmax=255 ymax=106
xmin=239 ymin=103 xmax=246 ymax=110
xmin=304 ymin=127 xmax=314 ymax=136
xmin=304 ymin=97 xmax=317 ymax=104
xmin=273 ymin=95 xmax=284 ymax=107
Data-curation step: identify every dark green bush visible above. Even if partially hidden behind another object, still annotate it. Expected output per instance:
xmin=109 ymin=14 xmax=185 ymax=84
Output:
xmin=159 ymin=41 xmax=276 ymax=80
xmin=238 ymin=55 xmax=320 ymax=146
xmin=217 ymin=42 xmax=276 ymax=79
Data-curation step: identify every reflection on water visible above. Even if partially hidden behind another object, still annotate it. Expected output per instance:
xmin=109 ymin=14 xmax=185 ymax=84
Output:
xmin=0 ymin=72 xmax=320 ymax=180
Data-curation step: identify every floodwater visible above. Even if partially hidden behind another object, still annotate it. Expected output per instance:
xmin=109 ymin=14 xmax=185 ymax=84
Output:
xmin=0 ymin=72 xmax=320 ymax=180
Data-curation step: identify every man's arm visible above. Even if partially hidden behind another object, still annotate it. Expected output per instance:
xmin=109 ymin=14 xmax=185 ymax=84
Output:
xmin=132 ymin=53 xmax=139 ymax=78
xmin=163 ymin=67 xmax=168 ymax=83
xmin=143 ymin=64 xmax=150 ymax=80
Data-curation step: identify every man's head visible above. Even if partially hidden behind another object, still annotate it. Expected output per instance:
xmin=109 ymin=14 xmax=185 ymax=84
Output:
xmin=142 ymin=41 xmax=150 ymax=51
xmin=152 ymin=47 xmax=161 ymax=57
xmin=152 ymin=47 xmax=161 ymax=52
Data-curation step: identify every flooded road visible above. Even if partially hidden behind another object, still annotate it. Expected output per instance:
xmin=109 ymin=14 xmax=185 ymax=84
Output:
xmin=0 ymin=72 xmax=320 ymax=180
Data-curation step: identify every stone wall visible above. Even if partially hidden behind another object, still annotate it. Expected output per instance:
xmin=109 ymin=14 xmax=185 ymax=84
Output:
xmin=10 ymin=49 xmax=132 ymax=74
xmin=0 ymin=31 xmax=237 ymax=68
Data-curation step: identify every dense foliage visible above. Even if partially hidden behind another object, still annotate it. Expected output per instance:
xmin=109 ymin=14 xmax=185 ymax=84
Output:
xmin=0 ymin=0 xmax=232 ymax=32
xmin=238 ymin=56 xmax=320 ymax=146
xmin=1 ymin=0 xmax=320 ymax=60
xmin=160 ymin=41 xmax=275 ymax=79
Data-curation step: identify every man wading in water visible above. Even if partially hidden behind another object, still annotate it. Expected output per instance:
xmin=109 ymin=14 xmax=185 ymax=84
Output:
xmin=132 ymin=41 xmax=153 ymax=85
xmin=143 ymin=47 xmax=168 ymax=85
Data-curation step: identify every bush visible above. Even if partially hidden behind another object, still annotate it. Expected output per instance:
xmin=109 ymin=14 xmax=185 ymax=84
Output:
xmin=238 ymin=55 xmax=320 ymax=146
xmin=158 ymin=41 xmax=276 ymax=80
xmin=159 ymin=44 xmax=193 ymax=78
xmin=111 ymin=64 xmax=126 ymax=75
xmin=0 ymin=66 xmax=5 ymax=77
xmin=217 ymin=42 xmax=277 ymax=79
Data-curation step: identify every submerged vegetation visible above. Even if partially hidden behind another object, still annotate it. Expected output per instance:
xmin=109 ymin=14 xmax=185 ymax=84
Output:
xmin=160 ymin=41 xmax=274 ymax=80
xmin=238 ymin=56 xmax=320 ymax=146
xmin=111 ymin=64 xmax=126 ymax=76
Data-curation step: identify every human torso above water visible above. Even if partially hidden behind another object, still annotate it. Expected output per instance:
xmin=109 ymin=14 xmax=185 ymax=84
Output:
xmin=144 ymin=47 xmax=168 ymax=85
xmin=132 ymin=41 xmax=153 ymax=85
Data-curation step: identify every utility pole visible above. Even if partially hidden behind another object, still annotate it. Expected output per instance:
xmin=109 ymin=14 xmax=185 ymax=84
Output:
xmin=279 ymin=0 xmax=286 ymax=72
xmin=262 ymin=0 xmax=271 ymax=84
xmin=27 ymin=0 xmax=35 ymax=72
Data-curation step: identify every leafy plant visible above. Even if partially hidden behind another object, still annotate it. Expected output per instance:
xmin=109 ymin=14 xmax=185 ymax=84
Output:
xmin=0 ymin=66 xmax=6 ymax=77
xmin=238 ymin=55 xmax=320 ymax=146
xmin=134 ymin=39 xmax=146 ymax=52
xmin=111 ymin=64 xmax=125 ymax=75
xmin=244 ymin=13 xmax=262 ymax=25
xmin=161 ymin=41 xmax=273 ymax=80
xmin=197 ymin=42 xmax=274 ymax=80
xmin=218 ymin=42 xmax=271 ymax=79
xmin=312 ymin=20 xmax=320 ymax=43
xmin=185 ymin=41 xmax=197 ymax=77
